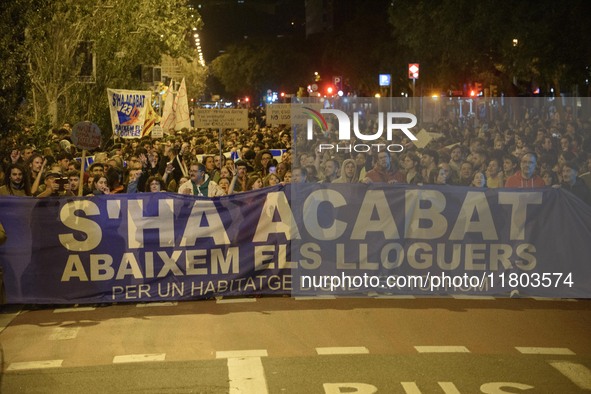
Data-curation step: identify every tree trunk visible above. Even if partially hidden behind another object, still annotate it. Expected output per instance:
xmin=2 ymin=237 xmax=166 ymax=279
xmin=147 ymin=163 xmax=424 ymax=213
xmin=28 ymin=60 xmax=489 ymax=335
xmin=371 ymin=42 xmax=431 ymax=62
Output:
xmin=47 ymin=91 xmax=59 ymax=127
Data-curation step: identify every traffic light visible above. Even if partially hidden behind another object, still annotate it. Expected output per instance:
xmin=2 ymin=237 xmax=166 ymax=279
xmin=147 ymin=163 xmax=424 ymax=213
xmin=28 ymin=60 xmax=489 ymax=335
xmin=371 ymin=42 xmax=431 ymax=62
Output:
xmin=324 ymin=84 xmax=336 ymax=96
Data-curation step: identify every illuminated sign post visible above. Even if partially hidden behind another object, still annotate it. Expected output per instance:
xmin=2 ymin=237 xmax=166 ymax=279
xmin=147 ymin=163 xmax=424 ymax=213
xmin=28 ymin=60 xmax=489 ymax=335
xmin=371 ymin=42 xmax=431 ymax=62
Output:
xmin=408 ymin=63 xmax=419 ymax=79
xmin=379 ymin=73 xmax=392 ymax=111
xmin=379 ymin=74 xmax=391 ymax=87
xmin=408 ymin=63 xmax=419 ymax=113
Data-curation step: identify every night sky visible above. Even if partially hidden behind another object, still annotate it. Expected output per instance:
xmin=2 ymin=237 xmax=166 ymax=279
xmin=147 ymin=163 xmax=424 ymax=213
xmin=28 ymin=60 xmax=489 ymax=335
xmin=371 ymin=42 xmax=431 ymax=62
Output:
xmin=193 ymin=0 xmax=306 ymax=62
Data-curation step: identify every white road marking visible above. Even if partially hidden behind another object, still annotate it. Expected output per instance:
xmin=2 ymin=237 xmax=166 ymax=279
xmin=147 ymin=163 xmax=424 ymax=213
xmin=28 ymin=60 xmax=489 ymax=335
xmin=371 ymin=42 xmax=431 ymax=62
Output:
xmin=217 ymin=350 xmax=269 ymax=394
xmin=136 ymin=302 xmax=178 ymax=307
xmin=402 ymin=382 xmax=462 ymax=393
xmin=375 ymin=295 xmax=416 ymax=299
xmin=216 ymin=298 xmax=257 ymax=304
xmin=316 ymin=346 xmax=370 ymax=355
xmin=531 ymin=297 xmax=577 ymax=302
xmin=414 ymin=346 xmax=470 ymax=353
xmin=516 ymin=347 xmax=575 ymax=355
xmin=0 ymin=310 xmax=21 ymax=332
xmin=451 ymin=295 xmax=496 ymax=300
xmin=401 ymin=382 xmax=423 ymax=394
xmin=53 ymin=307 xmax=96 ymax=313
xmin=49 ymin=326 xmax=80 ymax=340
xmin=438 ymin=382 xmax=462 ymax=394
xmin=7 ymin=360 xmax=63 ymax=371
xmin=294 ymin=295 xmax=337 ymax=300
xmin=216 ymin=350 xmax=268 ymax=359
xmin=549 ymin=361 xmax=591 ymax=390
xmin=112 ymin=353 xmax=166 ymax=363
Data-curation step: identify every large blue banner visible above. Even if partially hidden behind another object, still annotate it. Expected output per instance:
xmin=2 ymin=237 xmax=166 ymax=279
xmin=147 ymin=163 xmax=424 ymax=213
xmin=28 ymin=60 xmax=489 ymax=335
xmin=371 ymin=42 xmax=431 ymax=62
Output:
xmin=290 ymin=184 xmax=591 ymax=298
xmin=1 ymin=184 xmax=590 ymax=304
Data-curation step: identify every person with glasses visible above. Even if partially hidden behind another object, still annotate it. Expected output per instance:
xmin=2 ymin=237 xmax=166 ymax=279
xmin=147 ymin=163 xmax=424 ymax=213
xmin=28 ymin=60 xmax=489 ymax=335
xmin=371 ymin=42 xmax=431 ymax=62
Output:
xmin=178 ymin=162 xmax=225 ymax=197
xmin=505 ymin=152 xmax=545 ymax=188
xmin=254 ymin=150 xmax=274 ymax=177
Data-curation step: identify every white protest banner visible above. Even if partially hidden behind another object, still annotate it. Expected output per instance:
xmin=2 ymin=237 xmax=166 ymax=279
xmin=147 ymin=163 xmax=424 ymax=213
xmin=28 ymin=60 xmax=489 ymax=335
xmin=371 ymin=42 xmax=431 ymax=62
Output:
xmin=161 ymin=80 xmax=175 ymax=132
xmin=151 ymin=125 xmax=164 ymax=139
xmin=194 ymin=109 xmax=249 ymax=129
xmin=107 ymin=89 xmax=152 ymax=138
xmin=174 ymin=78 xmax=191 ymax=130
xmin=266 ymin=103 xmax=291 ymax=126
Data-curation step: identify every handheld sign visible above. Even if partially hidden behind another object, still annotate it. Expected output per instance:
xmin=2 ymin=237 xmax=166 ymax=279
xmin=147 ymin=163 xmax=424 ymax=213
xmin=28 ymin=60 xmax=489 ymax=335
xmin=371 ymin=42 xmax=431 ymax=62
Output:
xmin=72 ymin=121 xmax=102 ymax=150
xmin=151 ymin=124 xmax=164 ymax=139
xmin=72 ymin=121 xmax=102 ymax=196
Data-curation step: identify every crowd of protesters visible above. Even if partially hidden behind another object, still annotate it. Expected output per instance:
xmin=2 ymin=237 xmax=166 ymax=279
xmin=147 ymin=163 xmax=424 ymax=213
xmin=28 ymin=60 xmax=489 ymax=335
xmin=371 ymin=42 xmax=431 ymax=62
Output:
xmin=1 ymin=102 xmax=591 ymax=206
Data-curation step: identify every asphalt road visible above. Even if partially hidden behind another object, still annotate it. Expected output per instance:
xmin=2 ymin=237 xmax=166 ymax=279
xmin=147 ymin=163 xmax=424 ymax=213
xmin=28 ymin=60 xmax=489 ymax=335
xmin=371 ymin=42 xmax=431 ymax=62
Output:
xmin=1 ymin=296 xmax=590 ymax=393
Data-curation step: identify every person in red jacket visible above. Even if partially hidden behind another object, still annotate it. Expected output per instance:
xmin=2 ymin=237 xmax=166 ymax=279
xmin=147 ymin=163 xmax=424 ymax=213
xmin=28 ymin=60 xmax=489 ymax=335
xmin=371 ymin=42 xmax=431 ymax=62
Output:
xmin=504 ymin=152 xmax=545 ymax=188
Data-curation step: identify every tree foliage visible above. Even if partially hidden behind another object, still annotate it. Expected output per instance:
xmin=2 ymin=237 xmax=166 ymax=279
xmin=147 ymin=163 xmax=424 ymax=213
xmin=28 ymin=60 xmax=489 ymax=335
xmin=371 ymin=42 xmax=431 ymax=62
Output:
xmin=389 ymin=0 xmax=591 ymax=95
xmin=0 ymin=0 xmax=31 ymax=133
xmin=0 ymin=0 xmax=205 ymax=137
xmin=210 ymin=36 xmax=312 ymax=99
xmin=319 ymin=1 xmax=397 ymax=96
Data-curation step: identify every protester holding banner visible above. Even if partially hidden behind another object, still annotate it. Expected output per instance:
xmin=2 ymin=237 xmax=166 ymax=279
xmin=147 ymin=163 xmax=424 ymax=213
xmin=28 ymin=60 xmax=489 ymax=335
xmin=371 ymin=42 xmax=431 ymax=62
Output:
xmin=217 ymin=177 xmax=232 ymax=194
xmin=105 ymin=167 xmax=126 ymax=194
xmin=457 ymin=161 xmax=475 ymax=186
xmin=67 ymin=170 xmax=87 ymax=196
xmin=145 ymin=176 xmax=167 ymax=193
xmin=332 ymin=159 xmax=359 ymax=184
xmin=471 ymin=171 xmax=487 ymax=188
xmin=400 ymin=152 xmax=423 ymax=185
xmin=505 ymin=152 xmax=546 ymax=188
xmin=448 ymin=145 xmax=465 ymax=175
xmin=559 ymin=160 xmax=591 ymax=205
xmin=291 ymin=167 xmax=308 ymax=183
xmin=420 ymin=149 xmax=439 ymax=181
xmin=0 ymin=164 xmax=31 ymax=196
xmin=89 ymin=175 xmax=110 ymax=195
xmin=433 ymin=165 xmax=451 ymax=185
xmin=320 ymin=158 xmax=340 ymax=183
xmin=502 ymin=154 xmax=519 ymax=180
xmin=485 ymin=157 xmax=504 ymax=188
xmin=275 ymin=161 xmax=290 ymax=182
xmin=360 ymin=151 xmax=403 ymax=184
xmin=263 ymin=173 xmax=281 ymax=187
xmin=178 ymin=162 xmax=225 ymax=197
xmin=246 ymin=175 xmax=264 ymax=191
xmin=282 ymin=170 xmax=292 ymax=183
